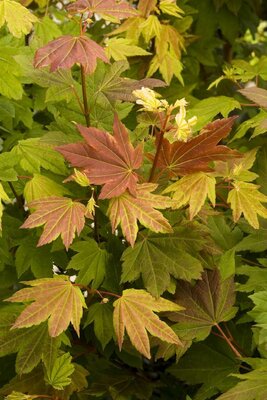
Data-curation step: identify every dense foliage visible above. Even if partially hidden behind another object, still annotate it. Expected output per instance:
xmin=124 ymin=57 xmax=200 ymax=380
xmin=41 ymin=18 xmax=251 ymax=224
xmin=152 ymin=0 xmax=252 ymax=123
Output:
xmin=1 ymin=0 xmax=267 ymax=398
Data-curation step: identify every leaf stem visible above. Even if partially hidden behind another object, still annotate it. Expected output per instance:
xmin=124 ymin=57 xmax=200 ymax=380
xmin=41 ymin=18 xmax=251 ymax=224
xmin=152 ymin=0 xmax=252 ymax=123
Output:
xmin=80 ymin=65 xmax=90 ymax=127
xmin=71 ymin=84 xmax=85 ymax=115
xmin=215 ymin=323 xmax=242 ymax=358
xmin=8 ymin=182 xmax=24 ymax=209
xmin=149 ymin=112 xmax=170 ymax=182
xmin=73 ymin=283 xmax=121 ymax=298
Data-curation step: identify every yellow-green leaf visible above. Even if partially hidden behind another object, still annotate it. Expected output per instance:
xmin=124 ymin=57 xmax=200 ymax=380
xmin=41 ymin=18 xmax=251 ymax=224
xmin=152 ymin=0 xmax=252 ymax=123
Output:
xmin=0 ymin=0 xmax=37 ymax=38
xmin=228 ymin=182 xmax=267 ymax=229
xmin=164 ymin=173 xmax=216 ymax=219
xmin=105 ymin=38 xmax=150 ymax=61
xmin=24 ymin=174 xmax=69 ymax=203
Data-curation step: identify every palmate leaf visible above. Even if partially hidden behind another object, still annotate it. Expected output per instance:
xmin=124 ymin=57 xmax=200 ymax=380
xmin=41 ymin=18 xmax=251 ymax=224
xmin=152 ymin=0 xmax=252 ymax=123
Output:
xmin=113 ymin=289 xmax=183 ymax=358
xmin=121 ymin=231 xmax=203 ymax=297
xmin=67 ymin=0 xmax=138 ymax=21
xmin=168 ymin=337 xmax=240 ymax=399
xmin=21 ymin=196 xmax=91 ymax=249
xmin=45 ymin=352 xmax=74 ymax=390
xmin=0 ymin=305 xmax=60 ymax=375
xmin=239 ymin=87 xmax=267 ymax=109
xmin=105 ymin=38 xmax=151 ymax=61
xmin=164 ymin=172 xmax=216 ymax=219
xmin=5 ymin=276 xmax=87 ymax=337
xmin=217 ymin=370 xmax=267 ymax=400
xmin=107 ymin=183 xmax=173 ymax=246
xmin=24 ymin=174 xmax=69 ymax=203
xmin=228 ymin=182 xmax=267 ymax=229
xmin=154 ymin=117 xmax=241 ymax=178
xmin=57 ymin=114 xmax=143 ymax=199
xmin=84 ymin=302 xmax=114 ymax=349
xmin=34 ymin=35 xmax=109 ymax=74
xmin=67 ymin=240 xmax=109 ymax=288
xmin=88 ymin=60 xmax=166 ymax=104
xmin=0 ymin=0 xmax=37 ymax=38
xmin=11 ymin=138 xmax=67 ymax=175
xmin=168 ymin=269 xmax=237 ymax=340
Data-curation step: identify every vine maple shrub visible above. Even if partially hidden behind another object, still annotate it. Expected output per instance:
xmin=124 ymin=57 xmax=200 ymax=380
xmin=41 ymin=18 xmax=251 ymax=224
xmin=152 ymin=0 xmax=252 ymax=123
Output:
xmin=1 ymin=0 xmax=267 ymax=399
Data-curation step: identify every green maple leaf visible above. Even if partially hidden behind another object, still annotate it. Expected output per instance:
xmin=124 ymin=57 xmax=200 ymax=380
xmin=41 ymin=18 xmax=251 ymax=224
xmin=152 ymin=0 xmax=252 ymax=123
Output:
xmin=5 ymin=276 xmax=87 ymax=337
xmin=168 ymin=337 xmax=240 ymax=398
xmin=228 ymin=182 xmax=267 ymax=229
xmin=15 ymin=236 xmax=53 ymax=278
xmin=0 ymin=48 xmax=24 ymax=100
xmin=105 ymin=38 xmax=150 ymax=61
xmin=0 ymin=367 xmax=46 ymax=396
xmin=0 ymin=182 xmax=10 ymax=230
xmin=217 ymin=369 xmax=267 ymax=400
xmin=168 ymin=269 xmax=237 ymax=340
xmin=67 ymin=240 xmax=109 ymax=288
xmin=0 ymin=305 xmax=61 ymax=375
xmin=0 ymin=0 xmax=37 ymax=38
xmin=6 ymin=392 xmax=38 ymax=400
xmin=121 ymin=231 xmax=203 ymax=297
xmin=11 ymin=138 xmax=67 ymax=175
xmin=113 ymin=289 xmax=183 ymax=358
xmin=24 ymin=174 xmax=69 ymax=203
xmin=45 ymin=352 xmax=74 ymax=390
xmin=186 ymin=96 xmax=241 ymax=131
xmin=164 ymin=172 xmax=216 ymax=219
xmin=85 ymin=302 xmax=114 ymax=349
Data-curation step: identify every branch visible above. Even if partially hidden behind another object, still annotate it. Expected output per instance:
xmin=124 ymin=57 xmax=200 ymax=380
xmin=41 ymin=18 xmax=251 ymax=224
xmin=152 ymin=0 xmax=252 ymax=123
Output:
xmin=149 ymin=112 xmax=171 ymax=182
xmin=80 ymin=65 xmax=90 ymax=127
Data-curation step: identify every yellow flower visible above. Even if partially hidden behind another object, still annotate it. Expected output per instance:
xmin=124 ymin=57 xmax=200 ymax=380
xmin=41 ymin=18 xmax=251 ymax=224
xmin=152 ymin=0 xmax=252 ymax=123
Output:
xmin=165 ymin=98 xmax=197 ymax=143
xmin=73 ymin=168 xmax=90 ymax=187
xmin=86 ymin=195 xmax=98 ymax=216
xmin=132 ymin=87 xmax=169 ymax=112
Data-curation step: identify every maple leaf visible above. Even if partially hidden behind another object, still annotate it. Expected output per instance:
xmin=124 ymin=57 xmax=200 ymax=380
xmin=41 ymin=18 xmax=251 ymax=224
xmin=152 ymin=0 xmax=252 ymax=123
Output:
xmin=88 ymin=60 xmax=166 ymax=104
xmin=57 ymin=114 xmax=143 ymax=199
xmin=217 ymin=369 xmax=267 ymax=400
xmin=107 ymin=183 xmax=173 ymax=246
xmin=163 ymin=172 xmax=216 ymax=219
xmin=45 ymin=352 xmax=74 ymax=390
xmin=168 ymin=269 xmax=237 ymax=340
xmin=0 ymin=0 xmax=37 ymax=38
xmin=153 ymin=117 xmax=241 ymax=178
xmin=105 ymin=38 xmax=151 ymax=61
xmin=113 ymin=288 xmax=183 ymax=358
xmin=5 ymin=276 xmax=87 ymax=337
xmin=121 ymin=231 xmax=203 ymax=297
xmin=239 ymin=86 xmax=267 ymax=109
xmin=21 ymin=196 xmax=90 ymax=250
xmin=67 ymin=0 xmax=138 ymax=21
xmin=34 ymin=35 xmax=109 ymax=74
xmin=227 ymin=182 xmax=267 ymax=229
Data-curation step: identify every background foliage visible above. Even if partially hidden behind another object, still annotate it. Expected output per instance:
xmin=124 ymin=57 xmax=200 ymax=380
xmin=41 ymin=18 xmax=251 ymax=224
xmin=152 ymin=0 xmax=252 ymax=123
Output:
xmin=1 ymin=0 xmax=267 ymax=399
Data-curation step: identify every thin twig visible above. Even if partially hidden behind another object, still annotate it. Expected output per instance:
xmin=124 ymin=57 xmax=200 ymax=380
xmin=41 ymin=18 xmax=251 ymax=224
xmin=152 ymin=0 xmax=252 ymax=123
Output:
xmin=73 ymin=283 xmax=121 ymax=298
xmin=8 ymin=182 xmax=24 ymax=209
xmin=80 ymin=65 xmax=90 ymax=127
xmin=215 ymin=324 xmax=242 ymax=358
xmin=149 ymin=112 xmax=170 ymax=182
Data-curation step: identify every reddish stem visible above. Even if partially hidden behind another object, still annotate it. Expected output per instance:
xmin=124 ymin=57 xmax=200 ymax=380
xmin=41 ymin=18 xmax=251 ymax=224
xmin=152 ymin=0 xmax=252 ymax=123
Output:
xmin=215 ymin=324 xmax=242 ymax=358
xmin=149 ymin=112 xmax=171 ymax=182
xmin=73 ymin=283 xmax=121 ymax=299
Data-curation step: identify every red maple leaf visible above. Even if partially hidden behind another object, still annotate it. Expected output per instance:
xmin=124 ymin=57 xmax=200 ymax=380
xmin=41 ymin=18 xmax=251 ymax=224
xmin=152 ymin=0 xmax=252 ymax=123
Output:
xmin=67 ymin=0 xmax=138 ymax=19
xmin=154 ymin=117 xmax=241 ymax=177
xmin=34 ymin=35 xmax=109 ymax=74
xmin=57 ymin=114 xmax=143 ymax=199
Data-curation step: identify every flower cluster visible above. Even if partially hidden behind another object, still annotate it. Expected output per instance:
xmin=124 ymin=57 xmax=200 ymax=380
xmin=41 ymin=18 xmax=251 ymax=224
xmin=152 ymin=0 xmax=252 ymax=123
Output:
xmin=133 ymin=87 xmax=197 ymax=143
